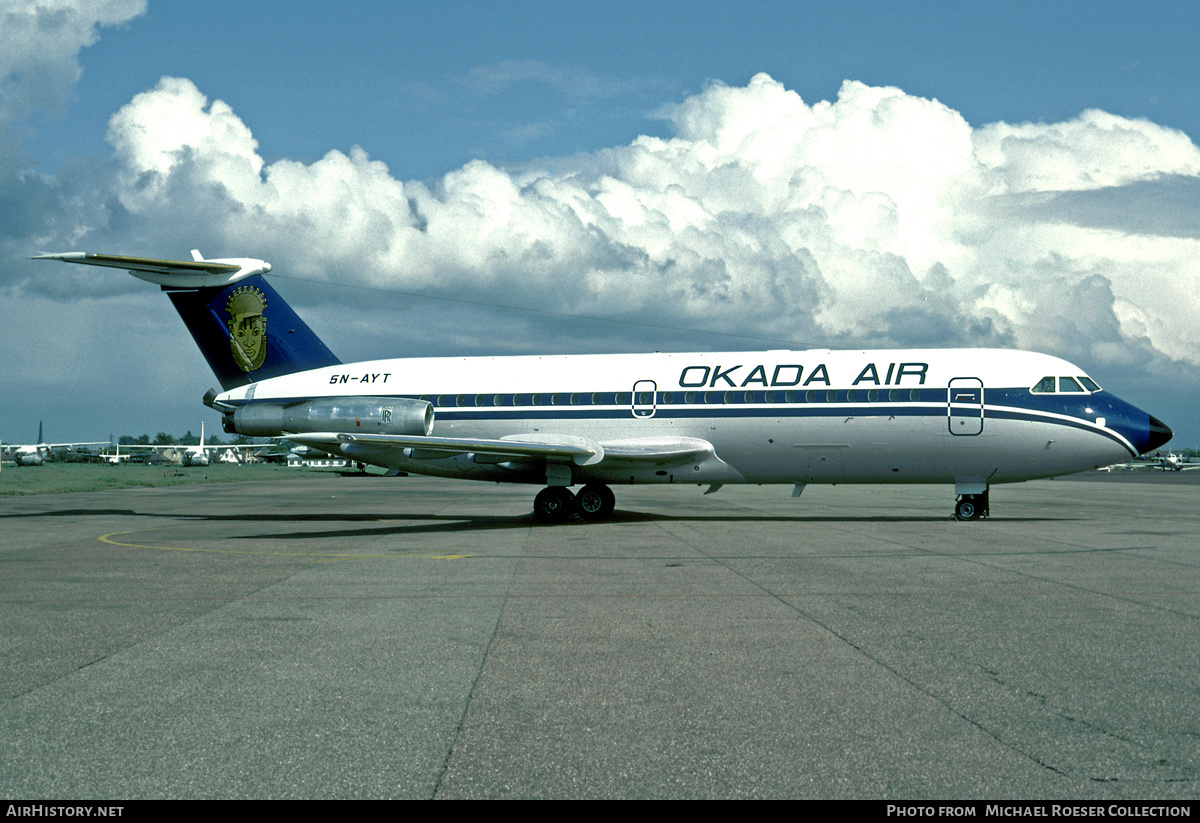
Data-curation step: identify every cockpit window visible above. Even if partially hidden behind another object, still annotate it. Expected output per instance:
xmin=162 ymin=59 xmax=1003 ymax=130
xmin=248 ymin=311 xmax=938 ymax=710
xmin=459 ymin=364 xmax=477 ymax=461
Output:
xmin=1031 ymin=375 xmax=1103 ymax=394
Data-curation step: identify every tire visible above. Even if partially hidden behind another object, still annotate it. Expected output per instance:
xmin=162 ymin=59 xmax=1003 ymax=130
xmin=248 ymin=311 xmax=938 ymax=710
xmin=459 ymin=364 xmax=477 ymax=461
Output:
xmin=534 ymin=487 xmax=575 ymax=524
xmin=576 ymin=484 xmax=615 ymax=520
xmin=955 ymin=497 xmax=980 ymax=521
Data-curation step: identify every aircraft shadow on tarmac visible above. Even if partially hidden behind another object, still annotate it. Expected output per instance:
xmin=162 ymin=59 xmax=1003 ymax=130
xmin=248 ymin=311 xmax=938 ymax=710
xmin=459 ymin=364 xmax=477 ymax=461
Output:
xmin=0 ymin=508 xmax=143 ymax=519
xmin=198 ymin=509 xmax=1061 ymax=540
xmin=0 ymin=506 xmax=1062 ymax=540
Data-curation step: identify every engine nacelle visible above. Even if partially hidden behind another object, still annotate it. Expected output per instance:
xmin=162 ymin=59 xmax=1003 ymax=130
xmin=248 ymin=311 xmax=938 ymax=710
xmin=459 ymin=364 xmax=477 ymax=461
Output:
xmin=225 ymin=396 xmax=434 ymax=437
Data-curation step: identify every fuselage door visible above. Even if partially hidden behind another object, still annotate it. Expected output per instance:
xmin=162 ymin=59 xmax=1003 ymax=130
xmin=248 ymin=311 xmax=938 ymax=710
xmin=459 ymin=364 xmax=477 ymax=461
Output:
xmin=948 ymin=377 xmax=984 ymax=436
xmin=632 ymin=380 xmax=657 ymax=418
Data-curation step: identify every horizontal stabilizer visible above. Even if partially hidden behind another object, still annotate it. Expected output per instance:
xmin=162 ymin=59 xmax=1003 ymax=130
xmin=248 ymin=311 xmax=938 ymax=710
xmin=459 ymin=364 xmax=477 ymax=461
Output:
xmin=32 ymin=252 xmax=270 ymax=288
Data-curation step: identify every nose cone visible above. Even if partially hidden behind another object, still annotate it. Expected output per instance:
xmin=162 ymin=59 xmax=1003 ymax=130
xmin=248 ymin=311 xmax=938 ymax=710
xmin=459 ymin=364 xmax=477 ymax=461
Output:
xmin=1145 ymin=415 xmax=1173 ymax=453
xmin=1093 ymin=393 xmax=1173 ymax=456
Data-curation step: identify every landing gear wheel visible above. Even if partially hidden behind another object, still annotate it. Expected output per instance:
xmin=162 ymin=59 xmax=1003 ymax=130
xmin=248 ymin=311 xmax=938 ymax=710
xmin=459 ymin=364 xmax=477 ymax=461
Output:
xmin=955 ymin=497 xmax=980 ymax=521
xmin=954 ymin=490 xmax=989 ymax=521
xmin=533 ymin=487 xmax=576 ymax=524
xmin=576 ymin=484 xmax=616 ymax=520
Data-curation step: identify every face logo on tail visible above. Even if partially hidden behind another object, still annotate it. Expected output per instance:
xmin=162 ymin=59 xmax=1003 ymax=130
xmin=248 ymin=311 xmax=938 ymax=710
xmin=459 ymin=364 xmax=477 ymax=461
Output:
xmin=225 ymin=285 xmax=268 ymax=372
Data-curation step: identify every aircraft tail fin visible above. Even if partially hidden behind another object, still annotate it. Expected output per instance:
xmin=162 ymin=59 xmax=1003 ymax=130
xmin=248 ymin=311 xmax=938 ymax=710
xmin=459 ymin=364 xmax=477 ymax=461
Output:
xmin=164 ymin=275 xmax=340 ymax=390
xmin=33 ymin=251 xmax=340 ymax=390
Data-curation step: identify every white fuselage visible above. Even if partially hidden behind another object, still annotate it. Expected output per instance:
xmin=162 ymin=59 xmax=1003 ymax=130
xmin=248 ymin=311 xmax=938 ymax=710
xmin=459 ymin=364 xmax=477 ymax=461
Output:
xmin=12 ymin=446 xmax=48 ymax=466
xmin=217 ymin=348 xmax=1145 ymax=489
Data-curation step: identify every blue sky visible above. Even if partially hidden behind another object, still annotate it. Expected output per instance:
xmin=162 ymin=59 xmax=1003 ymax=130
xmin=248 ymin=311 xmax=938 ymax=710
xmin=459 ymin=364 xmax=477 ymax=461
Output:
xmin=30 ymin=1 xmax=1200 ymax=177
xmin=2 ymin=0 xmax=1199 ymax=448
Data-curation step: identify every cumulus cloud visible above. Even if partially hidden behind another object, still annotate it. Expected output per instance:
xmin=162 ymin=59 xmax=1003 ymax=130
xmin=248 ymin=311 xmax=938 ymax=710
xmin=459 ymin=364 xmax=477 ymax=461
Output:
xmin=0 ymin=0 xmax=145 ymax=273
xmin=67 ymin=72 xmax=1199 ymax=379
xmin=0 ymin=0 xmax=145 ymax=121
xmin=6 ymin=52 xmax=1200 ymax=440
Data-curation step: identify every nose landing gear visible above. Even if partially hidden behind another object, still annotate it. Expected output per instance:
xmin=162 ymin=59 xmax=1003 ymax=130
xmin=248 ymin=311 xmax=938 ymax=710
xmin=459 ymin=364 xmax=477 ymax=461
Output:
xmin=954 ymin=489 xmax=990 ymax=521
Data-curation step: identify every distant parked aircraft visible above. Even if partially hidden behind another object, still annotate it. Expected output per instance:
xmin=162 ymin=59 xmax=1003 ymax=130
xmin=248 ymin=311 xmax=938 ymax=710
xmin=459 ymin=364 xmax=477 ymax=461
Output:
xmin=1 ymin=422 xmax=106 ymax=467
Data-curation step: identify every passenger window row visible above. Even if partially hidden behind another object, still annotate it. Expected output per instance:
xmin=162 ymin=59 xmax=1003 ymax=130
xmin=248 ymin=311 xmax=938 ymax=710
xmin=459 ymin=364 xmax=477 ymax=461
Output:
xmin=417 ymin=388 xmax=929 ymax=408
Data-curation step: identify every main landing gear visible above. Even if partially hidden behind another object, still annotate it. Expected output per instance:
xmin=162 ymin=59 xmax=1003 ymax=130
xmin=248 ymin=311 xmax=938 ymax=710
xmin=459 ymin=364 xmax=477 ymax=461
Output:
xmin=533 ymin=483 xmax=616 ymax=524
xmin=953 ymin=489 xmax=990 ymax=521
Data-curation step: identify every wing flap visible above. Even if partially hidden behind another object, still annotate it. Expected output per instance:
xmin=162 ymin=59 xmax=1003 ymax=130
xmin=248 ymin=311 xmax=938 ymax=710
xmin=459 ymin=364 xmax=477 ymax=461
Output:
xmin=285 ymin=432 xmax=721 ymax=469
xmin=288 ymin=432 xmax=602 ymax=464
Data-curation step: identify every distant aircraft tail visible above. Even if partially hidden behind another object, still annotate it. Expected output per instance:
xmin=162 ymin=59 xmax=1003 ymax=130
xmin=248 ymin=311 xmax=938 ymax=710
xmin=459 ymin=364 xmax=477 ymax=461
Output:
xmin=33 ymin=251 xmax=340 ymax=390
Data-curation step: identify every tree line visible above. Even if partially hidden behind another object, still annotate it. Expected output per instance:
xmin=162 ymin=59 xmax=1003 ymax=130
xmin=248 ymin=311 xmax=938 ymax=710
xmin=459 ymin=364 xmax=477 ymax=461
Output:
xmin=116 ymin=431 xmax=266 ymax=446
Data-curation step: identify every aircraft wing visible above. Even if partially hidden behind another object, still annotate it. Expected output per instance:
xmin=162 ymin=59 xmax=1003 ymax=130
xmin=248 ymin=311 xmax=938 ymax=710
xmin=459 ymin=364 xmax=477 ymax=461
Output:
xmin=289 ymin=432 xmax=601 ymax=464
xmin=286 ymin=432 xmax=719 ymax=468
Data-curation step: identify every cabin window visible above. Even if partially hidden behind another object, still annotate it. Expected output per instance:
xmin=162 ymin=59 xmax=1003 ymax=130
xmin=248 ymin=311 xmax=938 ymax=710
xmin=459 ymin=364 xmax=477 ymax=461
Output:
xmin=785 ymin=390 xmax=796 ymax=403
xmin=846 ymin=389 xmax=857 ymax=402
xmin=684 ymin=391 xmax=696 ymax=404
xmin=868 ymin=389 xmax=878 ymax=402
xmin=826 ymin=390 xmax=837 ymax=403
xmin=1032 ymin=376 xmax=1055 ymax=394
xmin=661 ymin=391 xmax=673 ymax=404
xmin=909 ymin=388 xmax=922 ymax=401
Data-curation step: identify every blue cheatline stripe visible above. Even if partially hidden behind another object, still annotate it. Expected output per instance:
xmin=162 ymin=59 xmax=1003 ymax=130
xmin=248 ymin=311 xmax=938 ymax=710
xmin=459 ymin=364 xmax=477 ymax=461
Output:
xmin=224 ymin=386 xmax=1137 ymax=452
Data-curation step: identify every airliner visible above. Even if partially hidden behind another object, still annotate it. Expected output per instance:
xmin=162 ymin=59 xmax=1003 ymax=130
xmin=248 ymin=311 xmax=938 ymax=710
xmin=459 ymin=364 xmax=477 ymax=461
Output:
xmin=34 ymin=251 xmax=1173 ymax=521
xmin=1 ymin=422 xmax=106 ymax=467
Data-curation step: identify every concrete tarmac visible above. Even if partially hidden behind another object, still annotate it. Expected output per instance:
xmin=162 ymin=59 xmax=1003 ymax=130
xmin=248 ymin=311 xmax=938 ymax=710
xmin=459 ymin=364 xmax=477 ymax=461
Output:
xmin=1 ymin=473 xmax=1196 ymax=799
